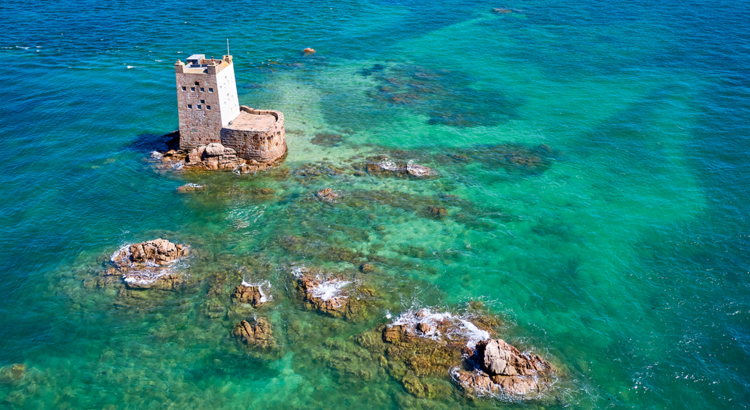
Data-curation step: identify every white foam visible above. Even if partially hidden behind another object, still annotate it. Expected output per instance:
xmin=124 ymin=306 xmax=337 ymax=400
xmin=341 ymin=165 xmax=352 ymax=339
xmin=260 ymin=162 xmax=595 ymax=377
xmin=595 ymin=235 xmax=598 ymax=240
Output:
xmin=311 ymin=279 xmax=351 ymax=301
xmin=376 ymin=158 xmax=399 ymax=171
xmin=390 ymin=308 xmax=490 ymax=348
xmin=150 ymin=151 xmax=163 ymax=160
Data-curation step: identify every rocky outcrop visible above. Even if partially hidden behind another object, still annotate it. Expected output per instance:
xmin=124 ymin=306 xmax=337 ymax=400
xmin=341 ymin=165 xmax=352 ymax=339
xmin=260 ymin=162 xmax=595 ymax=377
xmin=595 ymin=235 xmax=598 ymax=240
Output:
xmin=454 ymin=339 xmax=555 ymax=396
xmin=356 ymin=308 xmax=501 ymax=399
xmin=182 ymin=142 xmax=275 ymax=173
xmin=292 ymin=267 xmax=376 ymax=319
xmin=108 ymin=239 xmax=189 ymax=289
xmin=231 ymin=282 xmax=270 ymax=308
xmin=232 ymin=317 xmax=276 ymax=350
xmin=303 ymin=48 xmax=316 ymax=54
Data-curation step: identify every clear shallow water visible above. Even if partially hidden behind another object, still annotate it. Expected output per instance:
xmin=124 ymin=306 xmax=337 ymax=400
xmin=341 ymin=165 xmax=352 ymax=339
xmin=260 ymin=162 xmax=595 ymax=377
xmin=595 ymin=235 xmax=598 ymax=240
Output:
xmin=1 ymin=0 xmax=749 ymax=408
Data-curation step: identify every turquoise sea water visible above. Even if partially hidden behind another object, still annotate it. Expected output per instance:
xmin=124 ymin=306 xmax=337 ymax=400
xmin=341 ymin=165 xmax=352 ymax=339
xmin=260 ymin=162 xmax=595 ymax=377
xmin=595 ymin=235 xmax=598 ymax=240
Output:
xmin=1 ymin=0 xmax=749 ymax=408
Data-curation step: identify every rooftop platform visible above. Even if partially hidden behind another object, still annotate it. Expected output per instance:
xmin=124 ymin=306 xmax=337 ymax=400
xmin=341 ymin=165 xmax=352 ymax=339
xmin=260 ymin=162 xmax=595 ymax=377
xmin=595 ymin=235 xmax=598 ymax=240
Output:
xmin=223 ymin=109 xmax=279 ymax=132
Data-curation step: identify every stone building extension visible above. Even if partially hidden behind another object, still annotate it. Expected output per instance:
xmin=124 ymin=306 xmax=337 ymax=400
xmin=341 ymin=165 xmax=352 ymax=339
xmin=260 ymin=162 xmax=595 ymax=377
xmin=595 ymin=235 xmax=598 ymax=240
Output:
xmin=221 ymin=106 xmax=286 ymax=163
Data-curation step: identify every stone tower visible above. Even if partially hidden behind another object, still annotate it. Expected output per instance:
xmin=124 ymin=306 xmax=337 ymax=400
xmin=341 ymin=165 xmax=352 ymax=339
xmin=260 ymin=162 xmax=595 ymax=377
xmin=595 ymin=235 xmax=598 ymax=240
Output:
xmin=175 ymin=54 xmax=240 ymax=149
xmin=174 ymin=53 xmax=287 ymax=164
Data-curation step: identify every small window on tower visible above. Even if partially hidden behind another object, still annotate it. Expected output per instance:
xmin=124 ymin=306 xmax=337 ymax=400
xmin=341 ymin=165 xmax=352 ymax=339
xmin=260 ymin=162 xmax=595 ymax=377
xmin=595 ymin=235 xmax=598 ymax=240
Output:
xmin=187 ymin=104 xmax=192 ymax=109
xmin=194 ymin=81 xmax=199 ymax=86
xmin=207 ymin=105 xmax=211 ymax=110
xmin=209 ymin=88 xmax=214 ymax=92
xmin=191 ymin=87 xmax=195 ymax=92
xmin=200 ymin=100 xmax=205 ymax=104
xmin=200 ymin=88 xmax=204 ymax=92
xmin=197 ymin=105 xmax=201 ymax=109
xmin=181 ymin=86 xmax=186 ymax=91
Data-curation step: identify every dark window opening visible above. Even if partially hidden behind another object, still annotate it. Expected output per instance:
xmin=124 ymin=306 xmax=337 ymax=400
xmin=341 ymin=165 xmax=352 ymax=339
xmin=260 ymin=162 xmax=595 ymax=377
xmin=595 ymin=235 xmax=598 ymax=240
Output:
xmin=200 ymin=88 xmax=204 ymax=92
xmin=187 ymin=104 xmax=192 ymax=109
xmin=191 ymin=87 xmax=195 ymax=92
xmin=197 ymin=105 xmax=201 ymax=109
xmin=207 ymin=106 xmax=211 ymax=110
xmin=200 ymin=100 xmax=205 ymax=103
xmin=181 ymin=86 xmax=186 ymax=91
xmin=194 ymin=81 xmax=199 ymax=86
xmin=209 ymin=88 xmax=214 ymax=92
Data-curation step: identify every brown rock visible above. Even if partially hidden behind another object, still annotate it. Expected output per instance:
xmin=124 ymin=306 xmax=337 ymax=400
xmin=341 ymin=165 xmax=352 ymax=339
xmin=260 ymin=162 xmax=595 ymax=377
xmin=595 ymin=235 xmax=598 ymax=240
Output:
xmin=359 ymin=263 xmax=374 ymax=273
xmin=303 ymin=47 xmax=316 ymax=54
xmin=417 ymin=322 xmax=432 ymax=334
xmin=316 ymin=188 xmax=340 ymax=202
xmin=406 ymin=161 xmax=435 ymax=178
xmin=108 ymin=239 xmax=189 ymax=289
xmin=454 ymin=339 xmax=555 ymax=396
xmin=232 ymin=318 xmax=276 ymax=350
xmin=231 ymin=284 xmax=268 ymax=307
xmin=477 ymin=339 xmax=552 ymax=377
xmin=427 ymin=206 xmax=449 ymax=217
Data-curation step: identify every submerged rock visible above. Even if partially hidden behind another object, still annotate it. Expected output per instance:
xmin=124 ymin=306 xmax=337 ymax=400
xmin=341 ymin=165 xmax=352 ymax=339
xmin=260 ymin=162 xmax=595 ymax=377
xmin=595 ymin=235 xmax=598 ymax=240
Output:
xmin=303 ymin=47 xmax=316 ymax=54
xmin=427 ymin=206 xmax=449 ymax=217
xmin=176 ymin=183 xmax=205 ymax=193
xmin=0 ymin=363 xmax=25 ymax=384
xmin=454 ymin=339 xmax=555 ymax=396
xmin=232 ymin=317 xmax=276 ymax=350
xmin=108 ymin=239 xmax=189 ymax=289
xmin=365 ymin=156 xmax=437 ymax=179
xmin=316 ymin=188 xmax=340 ymax=202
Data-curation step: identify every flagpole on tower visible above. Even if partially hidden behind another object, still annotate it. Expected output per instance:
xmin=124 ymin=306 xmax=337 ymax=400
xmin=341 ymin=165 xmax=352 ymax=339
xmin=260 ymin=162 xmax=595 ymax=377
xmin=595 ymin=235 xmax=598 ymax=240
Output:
xmin=226 ymin=39 xmax=230 ymax=56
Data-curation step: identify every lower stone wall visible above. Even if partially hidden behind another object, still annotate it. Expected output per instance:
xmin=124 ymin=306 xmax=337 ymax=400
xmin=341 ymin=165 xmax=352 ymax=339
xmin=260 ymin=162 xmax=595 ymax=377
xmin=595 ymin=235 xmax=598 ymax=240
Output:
xmin=220 ymin=107 xmax=286 ymax=163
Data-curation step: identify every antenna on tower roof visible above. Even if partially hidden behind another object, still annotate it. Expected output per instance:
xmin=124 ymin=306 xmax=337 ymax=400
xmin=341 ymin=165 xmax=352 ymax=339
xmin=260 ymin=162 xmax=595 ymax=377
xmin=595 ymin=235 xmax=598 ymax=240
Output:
xmin=226 ymin=39 xmax=230 ymax=56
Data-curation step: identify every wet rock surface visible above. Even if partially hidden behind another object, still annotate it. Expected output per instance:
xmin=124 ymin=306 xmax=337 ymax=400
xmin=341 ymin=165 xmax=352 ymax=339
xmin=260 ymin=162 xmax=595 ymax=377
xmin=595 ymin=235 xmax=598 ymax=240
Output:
xmin=454 ymin=339 xmax=555 ymax=396
xmin=364 ymin=156 xmax=436 ymax=179
xmin=231 ymin=283 xmax=270 ymax=308
xmin=108 ymin=239 xmax=190 ymax=289
xmin=292 ymin=267 xmax=377 ymax=320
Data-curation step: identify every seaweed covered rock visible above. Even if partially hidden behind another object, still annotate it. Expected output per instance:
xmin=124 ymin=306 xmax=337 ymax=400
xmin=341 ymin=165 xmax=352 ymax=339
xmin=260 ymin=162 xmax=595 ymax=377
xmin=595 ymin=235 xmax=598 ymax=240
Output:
xmin=357 ymin=308 xmax=500 ymax=398
xmin=454 ymin=339 xmax=555 ymax=396
xmin=231 ymin=282 xmax=270 ymax=308
xmin=108 ymin=239 xmax=190 ymax=289
xmin=232 ymin=317 xmax=276 ymax=350
xmin=0 ymin=363 xmax=25 ymax=384
xmin=292 ymin=267 xmax=376 ymax=319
